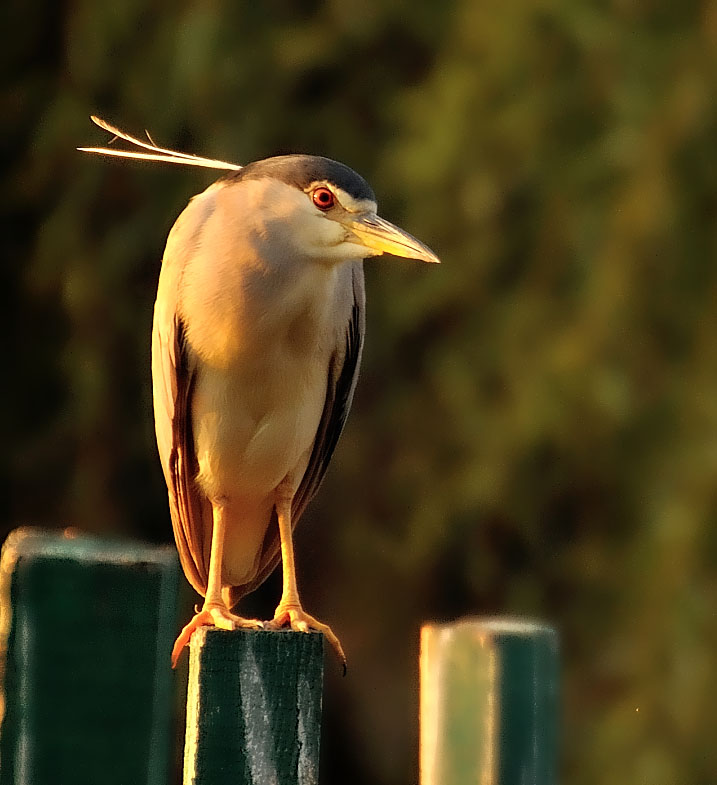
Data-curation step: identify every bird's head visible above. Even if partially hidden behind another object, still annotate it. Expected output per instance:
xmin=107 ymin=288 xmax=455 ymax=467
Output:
xmin=229 ymin=154 xmax=440 ymax=266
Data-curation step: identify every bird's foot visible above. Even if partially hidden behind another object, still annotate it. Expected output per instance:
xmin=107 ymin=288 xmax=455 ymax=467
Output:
xmin=267 ymin=602 xmax=347 ymax=674
xmin=171 ymin=604 xmax=263 ymax=668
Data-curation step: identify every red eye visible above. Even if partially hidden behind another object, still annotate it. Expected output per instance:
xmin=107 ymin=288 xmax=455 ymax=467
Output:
xmin=311 ymin=187 xmax=335 ymax=210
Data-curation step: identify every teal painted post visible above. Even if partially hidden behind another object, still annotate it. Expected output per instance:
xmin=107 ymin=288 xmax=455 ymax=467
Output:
xmin=420 ymin=617 xmax=559 ymax=785
xmin=0 ymin=527 xmax=179 ymax=785
xmin=183 ymin=627 xmax=324 ymax=785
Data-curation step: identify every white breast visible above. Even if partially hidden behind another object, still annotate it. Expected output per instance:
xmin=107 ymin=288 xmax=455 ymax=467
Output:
xmin=188 ymin=259 xmax=340 ymax=503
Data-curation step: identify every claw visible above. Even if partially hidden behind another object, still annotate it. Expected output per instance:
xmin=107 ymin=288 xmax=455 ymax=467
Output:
xmin=171 ymin=606 xmax=262 ymax=668
xmin=267 ymin=604 xmax=347 ymax=673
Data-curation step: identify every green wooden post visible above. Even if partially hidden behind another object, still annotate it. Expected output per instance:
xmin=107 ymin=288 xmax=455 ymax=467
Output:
xmin=0 ymin=527 xmax=179 ymax=785
xmin=183 ymin=627 xmax=324 ymax=785
xmin=420 ymin=617 xmax=559 ymax=785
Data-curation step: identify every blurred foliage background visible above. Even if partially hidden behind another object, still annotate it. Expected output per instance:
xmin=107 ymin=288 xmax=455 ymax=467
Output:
xmin=4 ymin=0 xmax=717 ymax=783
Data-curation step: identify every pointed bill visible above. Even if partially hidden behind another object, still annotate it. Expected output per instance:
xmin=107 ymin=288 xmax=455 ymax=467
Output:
xmin=347 ymin=214 xmax=440 ymax=263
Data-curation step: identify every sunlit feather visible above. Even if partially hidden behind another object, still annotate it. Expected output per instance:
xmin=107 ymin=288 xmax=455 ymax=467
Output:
xmin=78 ymin=116 xmax=242 ymax=171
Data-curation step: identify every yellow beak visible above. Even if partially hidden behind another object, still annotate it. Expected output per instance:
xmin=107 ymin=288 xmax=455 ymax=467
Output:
xmin=346 ymin=214 xmax=440 ymax=264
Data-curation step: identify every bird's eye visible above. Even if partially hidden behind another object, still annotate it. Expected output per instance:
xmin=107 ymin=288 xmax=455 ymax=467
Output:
xmin=311 ymin=187 xmax=335 ymax=210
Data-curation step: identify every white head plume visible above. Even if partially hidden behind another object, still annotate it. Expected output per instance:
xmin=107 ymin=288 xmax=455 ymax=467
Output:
xmin=78 ymin=116 xmax=242 ymax=171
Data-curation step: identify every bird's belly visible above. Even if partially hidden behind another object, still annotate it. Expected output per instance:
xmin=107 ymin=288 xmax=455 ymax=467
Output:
xmin=192 ymin=348 xmax=327 ymax=502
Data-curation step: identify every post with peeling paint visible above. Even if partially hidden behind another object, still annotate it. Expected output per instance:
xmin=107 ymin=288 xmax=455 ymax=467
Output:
xmin=420 ymin=617 xmax=560 ymax=785
xmin=183 ymin=627 xmax=324 ymax=785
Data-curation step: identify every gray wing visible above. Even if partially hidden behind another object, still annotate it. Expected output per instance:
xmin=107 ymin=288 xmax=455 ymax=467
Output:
xmin=151 ymin=191 xmax=217 ymax=598
xmin=227 ymin=262 xmax=366 ymax=603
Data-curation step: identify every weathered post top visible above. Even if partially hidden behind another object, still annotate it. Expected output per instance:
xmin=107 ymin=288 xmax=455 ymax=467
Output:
xmin=420 ymin=616 xmax=560 ymax=785
xmin=183 ymin=627 xmax=324 ymax=785
xmin=0 ymin=527 xmax=179 ymax=785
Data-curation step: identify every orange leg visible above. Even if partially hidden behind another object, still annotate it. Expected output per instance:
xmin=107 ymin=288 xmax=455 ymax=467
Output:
xmin=266 ymin=480 xmax=346 ymax=671
xmin=171 ymin=501 xmax=261 ymax=668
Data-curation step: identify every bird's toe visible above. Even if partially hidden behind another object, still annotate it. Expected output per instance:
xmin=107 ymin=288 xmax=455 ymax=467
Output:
xmin=268 ymin=604 xmax=346 ymax=671
xmin=171 ymin=605 xmax=263 ymax=667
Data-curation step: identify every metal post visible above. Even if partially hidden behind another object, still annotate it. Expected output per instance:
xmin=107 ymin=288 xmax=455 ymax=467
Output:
xmin=420 ymin=617 xmax=559 ymax=785
xmin=183 ymin=627 xmax=324 ymax=785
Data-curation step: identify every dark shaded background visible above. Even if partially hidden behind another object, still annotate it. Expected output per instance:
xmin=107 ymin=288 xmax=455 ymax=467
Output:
xmin=5 ymin=1 xmax=717 ymax=783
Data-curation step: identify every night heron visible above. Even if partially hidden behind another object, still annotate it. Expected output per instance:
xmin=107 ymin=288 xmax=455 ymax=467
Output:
xmin=80 ymin=119 xmax=440 ymax=669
